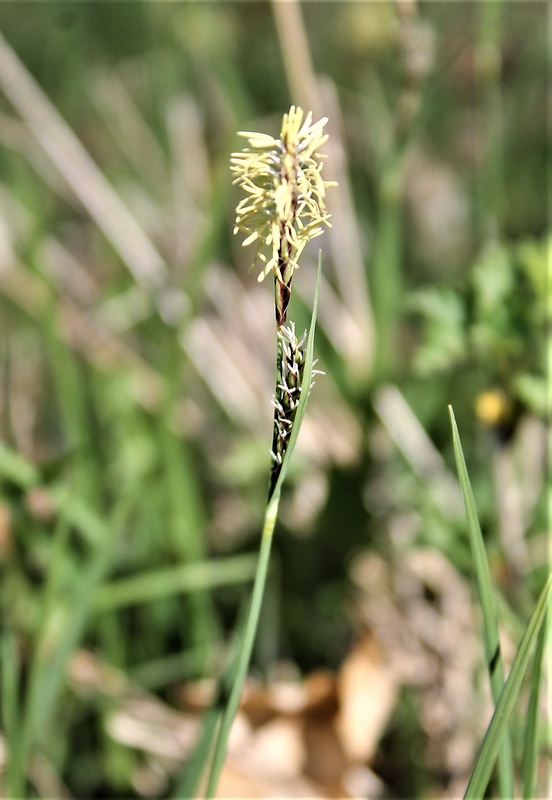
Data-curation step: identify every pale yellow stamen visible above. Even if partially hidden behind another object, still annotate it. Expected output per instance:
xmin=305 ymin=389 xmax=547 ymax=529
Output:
xmin=230 ymin=106 xmax=334 ymax=282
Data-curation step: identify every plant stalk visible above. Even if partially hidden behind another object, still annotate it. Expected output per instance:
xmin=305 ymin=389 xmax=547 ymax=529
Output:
xmin=204 ymin=493 xmax=280 ymax=798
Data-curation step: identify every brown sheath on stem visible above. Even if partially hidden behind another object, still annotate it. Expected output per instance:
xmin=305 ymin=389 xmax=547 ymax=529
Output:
xmin=275 ymin=275 xmax=292 ymax=328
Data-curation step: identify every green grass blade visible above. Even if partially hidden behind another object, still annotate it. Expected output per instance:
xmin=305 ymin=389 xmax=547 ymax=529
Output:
xmin=202 ymin=259 xmax=322 ymax=798
xmin=95 ymin=554 xmax=257 ymax=612
xmin=17 ymin=502 xmax=124 ymax=782
xmin=1 ymin=631 xmax=23 ymax=798
xmin=172 ymin=594 xmax=251 ymax=799
xmin=0 ymin=442 xmax=131 ymax=793
xmin=449 ymin=405 xmax=514 ymax=797
xmin=463 ymin=573 xmax=552 ymax=800
xmin=0 ymin=444 xmax=111 ymax=547
xmin=158 ymin=409 xmax=217 ymax=663
xmin=520 ymin=614 xmax=547 ymax=799
xmin=0 ymin=442 xmax=39 ymax=487
xmin=204 ymin=500 xmax=276 ymax=799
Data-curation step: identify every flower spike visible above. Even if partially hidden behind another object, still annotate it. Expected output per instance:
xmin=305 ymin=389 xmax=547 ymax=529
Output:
xmin=231 ymin=106 xmax=335 ymax=327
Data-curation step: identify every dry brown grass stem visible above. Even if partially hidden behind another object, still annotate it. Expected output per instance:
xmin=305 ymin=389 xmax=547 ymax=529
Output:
xmin=373 ymin=384 xmax=463 ymax=517
xmin=0 ymin=32 xmax=170 ymax=296
xmin=271 ymin=0 xmax=376 ymax=380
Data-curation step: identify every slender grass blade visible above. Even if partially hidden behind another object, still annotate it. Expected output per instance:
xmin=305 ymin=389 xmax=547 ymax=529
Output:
xmin=449 ymin=405 xmax=514 ymax=796
xmin=463 ymin=573 xmax=552 ymax=800
xmin=96 ymin=554 xmax=257 ymax=612
xmin=521 ymin=616 xmax=547 ymax=799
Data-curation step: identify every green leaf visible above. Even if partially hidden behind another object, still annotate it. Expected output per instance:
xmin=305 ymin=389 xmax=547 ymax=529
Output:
xmin=95 ymin=555 xmax=257 ymax=612
xmin=449 ymin=406 xmax=514 ymax=798
xmin=471 ymin=242 xmax=513 ymax=320
xmin=409 ymin=287 xmax=466 ymax=372
xmin=464 ymin=573 xmax=552 ymax=800
xmin=1 ymin=632 xmax=23 ymax=798
xmin=0 ymin=443 xmax=39 ymax=488
xmin=521 ymin=617 xmax=547 ymax=799
xmin=171 ymin=595 xmax=250 ymax=799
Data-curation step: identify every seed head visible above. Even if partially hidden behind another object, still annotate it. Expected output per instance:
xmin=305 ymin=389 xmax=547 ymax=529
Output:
xmin=269 ymin=323 xmax=306 ymax=492
xmin=268 ymin=322 xmax=324 ymax=495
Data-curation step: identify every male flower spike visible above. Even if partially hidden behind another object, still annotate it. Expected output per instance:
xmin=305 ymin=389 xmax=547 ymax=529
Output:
xmin=231 ymin=106 xmax=334 ymax=327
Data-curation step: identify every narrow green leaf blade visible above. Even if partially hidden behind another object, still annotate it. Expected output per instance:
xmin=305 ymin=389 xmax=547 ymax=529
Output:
xmin=172 ymin=595 xmax=250 ymax=799
xmin=464 ymin=573 xmax=552 ymax=800
xmin=1 ymin=632 xmax=24 ymax=798
xmin=95 ymin=554 xmax=257 ymax=612
xmin=521 ymin=616 xmax=547 ymax=799
xmin=449 ymin=405 xmax=514 ymax=796
xmin=449 ymin=406 xmax=503 ymax=674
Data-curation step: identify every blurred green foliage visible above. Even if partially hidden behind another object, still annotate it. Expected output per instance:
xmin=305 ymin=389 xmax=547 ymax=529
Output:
xmin=0 ymin=1 xmax=548 ymax=797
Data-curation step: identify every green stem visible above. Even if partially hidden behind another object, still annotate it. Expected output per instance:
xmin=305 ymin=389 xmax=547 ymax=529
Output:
xmin=521 ymin=616 xmax=547 ymax=799
xmin=204 ymin=494 xmax=280 ymax=798
xmin=202 ymin=258 xmax=321 ymax=797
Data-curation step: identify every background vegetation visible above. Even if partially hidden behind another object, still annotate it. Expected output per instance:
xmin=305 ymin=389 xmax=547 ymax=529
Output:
xmin=0 ymin=2 xmax=548 ymax=798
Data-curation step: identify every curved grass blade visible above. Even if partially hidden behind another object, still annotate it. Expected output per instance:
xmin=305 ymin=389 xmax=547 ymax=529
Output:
xmin=95 ymin=554 xmax=257 ymax=612
xmin=521 ymin=617 xmax=547 ymax=799
xmin=463 ymin=573 xmax=552 ymax=800
xmin=449 ymin=405 xmax=514 ymax=797
xmin=1 ymin=632 xmax=23 ymax=798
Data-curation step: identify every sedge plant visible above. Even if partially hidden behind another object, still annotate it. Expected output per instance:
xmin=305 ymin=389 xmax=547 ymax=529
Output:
xmin=199 ymin=106 xmax=335 ymax=797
